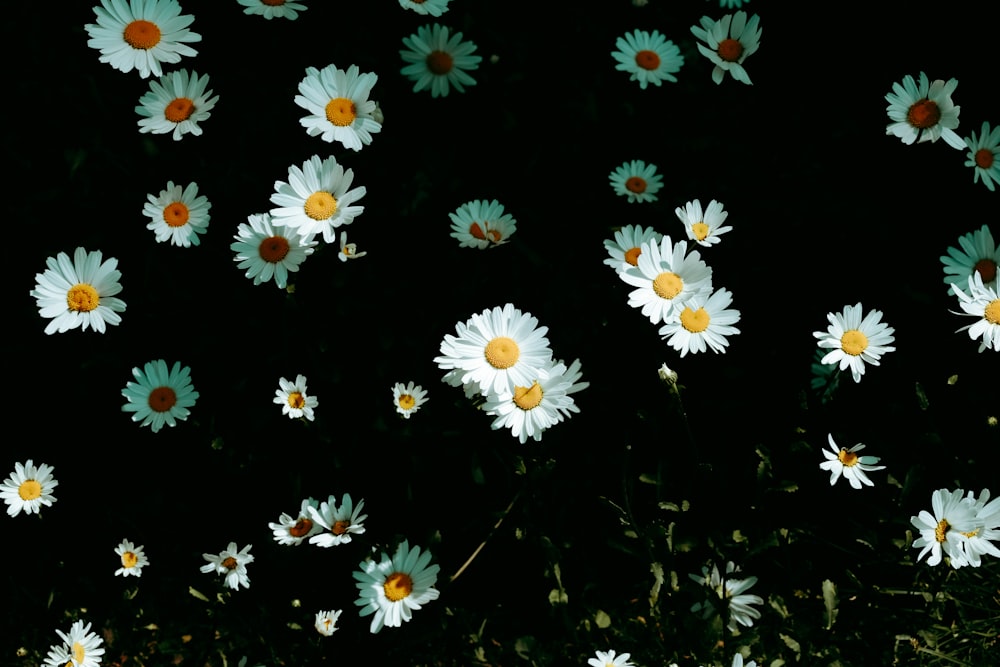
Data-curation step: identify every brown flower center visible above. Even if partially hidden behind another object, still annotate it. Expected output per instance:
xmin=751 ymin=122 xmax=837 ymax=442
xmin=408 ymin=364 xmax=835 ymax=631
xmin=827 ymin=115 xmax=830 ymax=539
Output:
xmin=259 ymin=236 xmax=291 ymax=263
xmin=906 ymin=99 xmax=941 ymax=129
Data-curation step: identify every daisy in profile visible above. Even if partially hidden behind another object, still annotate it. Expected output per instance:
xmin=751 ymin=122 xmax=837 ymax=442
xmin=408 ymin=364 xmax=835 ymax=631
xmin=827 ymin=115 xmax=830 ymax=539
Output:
xmin=609 ymin=159 xmax=663 ymax=203
xmin=675 ymin=198 xmax=732 ymax=247
xmin=136 ymin=69 xmax=218 ymax=140
xmin=142 ymin=180 xmax=211 ymax=247
xmin=399 ymin=0 xmax=450 ymax=15
xmin=619 ymin=235 xmax=714 ymax=325
xmin=314 ymin=609 xmax=343 ymax=636
xmin=691 ymin=11 xmax=762 ymax=85
xmin=941 ymin=224 xmax=998 ymax=294
xmin=85 ymin=0 xmax=201 ymax=78
xmin=611 ymin=29 xmax=684 ymax=89
xmin=274 ymin=375 xmax=318 ymax=421
xmin=114 ymin=539 xmax=150 ymax=577
xmin=588 ymin=649 xmax=636 ymax=667
xmin=604 ymin=224 xmax=662 ymax=273
xmin=1 ymin=460 xmax=58 ymax=517
xmin=689 ymin=561 xmax=763 ymax=632
xmin=885 ymin=72 xmax=963 ymax=149
xmin=393 ymin=381 xmax=429 ymax=419
xmin=121 ymin=359 xmax=199 ymax=432
xmin=339 ymin=230 xmax=367 ymax=261
xmin=819 ymin=434 xmax=885 ymax=490
xmin=353 ymin=540 xmax=440 ymax=633
xmin=911 ymin=488 xmax=978 ymax=568
xmin=200 ymin=542 xmax=254 ymax=590
xmin=30 ymin=247 xmax=126 ymax=335
xmin=238 ymin=0 xmax=307 ymax=20
xmin=658 ymin=287 xmax=741 ymax=356
xmin=54 ymin=620 xmax=105 ymax=667
xmin=449 ymin=199 xmax=517 ymax=249
xmin=482 ymin=358 xmax=589 ymax=444
xmin=270 ymin=154 xmax=366 ymax=244
xmin=950 ymin=272 xmax=1000 ymax=353
xmin=268 ymin=497 xmax=323 ymax=545
xmin=400 ymin=23 xmax=482 ymax=97
xmin=964 ymin=121 xmax=1000 ymax=191
xmin=308 ymin=493 xmax=368 ymax=547
xmin=231 ymin=213 xmax=317 ymax=289
xmin=813 ymin=303 xmax=896 ymax=383
xmin=295 ymin=64 xmax=382 ymax=150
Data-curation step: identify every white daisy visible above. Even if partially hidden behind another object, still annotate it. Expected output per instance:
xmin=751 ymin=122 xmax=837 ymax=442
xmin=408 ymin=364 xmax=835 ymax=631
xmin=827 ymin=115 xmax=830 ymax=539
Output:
xmin=619 ymin=235 xmax=714 ymax=326
xmin=691 ymin=11 xmax=762 ymax=85
xmin=55 ymin=620 xmax=105 ymax=667
xmin=42 ymin=643 xmax=72 ymax=667
xmin=136 ymin=69 xmax=218 ymax=140
xmin=314 ymin=609 xmax=343 ymax=636
xmin=604 ymin=224 xmax=662 ymax=273
xmin=448 ymin=199 xmax=517 ymax=249
xmin=658 ymin=287 xmax=741 ymax=356
xmin=950 ymin=272 xmax=1000 ymax=353
xmin=813 ymin=303 xmax=896 ymax=383
xmin=609 ymin=159 xmax=663 ymax=203
xmin=231 ymin=213 xmax=317 ymax=289
xmin=308 ymin=493 xmax=368 ymax=547
xmin=295 ymin=64 xmax=382 ymax=150
xmin=353 ymin=540 xmax=441 ymax=633
xmin=941 ymin=224 xmax=998 ymax=295
xmin=611 ymin=29 xmax=684 ymax=89
xmin=689 ymin=561 xmax=763 ymax=632
xmin=274 ymin=375 xmax=318 ymax=421
xmin=675 ymin=198 xmax=732 ymax=247
xmin=121 ymin=360 xmax=199 ymax=432
xmin=393 ymin=381 xmax=429 ymax=419
xmin=1 ymin=460 xmax=58 ymax=518
xmin=269 ymin=154 xmax=366 ymax=244
xmin=400 ymin=23 xmax=482 ymax=97
xmin=399 ymin=0 xmax=450 ymax=16
xmin=85 ymin=0 xmax=201 ymax=78
xmin=964 ymin=121 xmax=1000 ymax=191
xmin=114 ymin=538 xmax=150 ymax=577
xmin=338 ymin=230 xmax=367 ymax=261
xmin=885 ymin=71 xmax=964 ymax=149
xmin=200 ymin=542 xmax=254 ymax=590
xmin=268 ymin=497 xmax=323 ymax=545
xmin=142 ymin=180 xmax=211 ymax=247
xmin=482 ymin=358 xmax=589 ymax=444
xmin=911 ymin=488 xmax=978 ymax=568
xmin=818 ymin=434 xmax=885 ymax=490
xmin=588 ymin=649 xmax=636 ymax=667
xmin=238 ymin=0 xmax=307 ymax=20
xmin=30 ymin=247 xmax=126 ymax=335
xmin=955 ymin=490 xmax=1000 ymax=568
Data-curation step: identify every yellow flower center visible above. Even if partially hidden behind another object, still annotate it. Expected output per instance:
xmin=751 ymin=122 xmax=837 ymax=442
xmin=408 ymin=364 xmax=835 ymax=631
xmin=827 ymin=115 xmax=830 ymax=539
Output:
xmin=634 ymin=49 xmax=661 ymax=71
xmin=332 ymin=520 xmax=351 ymax=535
xmin=934 ymin=519 xmax=950 ymax=543
xmin=513 ymin=382 xmax=543 ymax=410
xmin=975 ymin=148 xmax=995 ymax=169
xmin=222 ymin=556 xmax=238 ymax=570
xmin=652 ymin=272 xmax=683 ymax=299
xmin=383 ymin=572 xmax=414 ymax=602
xmin=73 ymin=643 xmax=86 ymax=665
xmin=398 ymin=394 xmax=416 ymax=410
xmin=624 ymin=176 xmax=647 ymax=194
xmin=325 ymin=97 xmax=357 ymax=127
xmin=717 ymin=38 xmax=744 ymax=62
xmin=679 ymin=306 xmax=711 ymax=333
xmin=148 ymin=386 xmax=177 ymax=413
xmin=288 ymin=392 xmax=306 ymax=409
xmin=18 ymin=480 xmax=42 ymax=501
xmin=66 ymin=284 xmax=100 ymax=312
xmin=985 ymin=299 xmax=1000 ymax=325
xmin=259 ymin=236 xmax=290 ymax=263
xmin=907 ymin=99 xmax=941 ymax=129
xmin=974 ymin=258 xmax=997 ymax=284
xmin=289 ymin=518 xmax=314 ymax=537
xmin=123 ymin=19 xmax=161 ymax=50
xmin=624 ymin=246 xmax=642 ymax=266
xmin=122 ymin=551 xmax=138 ymax=568
xmin=484 ymin=336 xmax=520 ymax=369
xmin=840 ymin=329 xmax=869 ymax=356
xmin=304 ymin=192 xmax=338 ymax=220
xmin=426 ymin=50 xmax=454 ymax=75
xmin=691 ymin=222 xmax=710 ymax=240
xmin=164 ymin=97 xmax=195 ymax=123
xmin=163 ymin=202 xmax=190 ymax=227
xmin=837 ymin=449 xmax=859 ymax=466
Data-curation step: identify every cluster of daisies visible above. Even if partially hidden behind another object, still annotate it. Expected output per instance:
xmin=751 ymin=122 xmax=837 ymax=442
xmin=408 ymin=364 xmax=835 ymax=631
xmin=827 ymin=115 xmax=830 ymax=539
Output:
xmin=590 ymin=649 xmax=757 ymax=667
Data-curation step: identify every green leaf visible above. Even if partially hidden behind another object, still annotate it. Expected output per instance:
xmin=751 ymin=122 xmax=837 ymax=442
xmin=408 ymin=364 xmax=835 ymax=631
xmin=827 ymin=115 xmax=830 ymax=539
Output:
xmin=822 ymin=578 xmax=839 ymax=629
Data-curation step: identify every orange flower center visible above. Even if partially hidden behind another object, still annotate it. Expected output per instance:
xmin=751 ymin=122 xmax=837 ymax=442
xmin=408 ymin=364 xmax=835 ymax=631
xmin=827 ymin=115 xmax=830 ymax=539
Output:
xmin=383 ymin=572 xmax=414 ymax=602
xmin=398 ymin=394 xmax=416 ymax=410
xmin=289 ymin=517 xmax=314 ymax=537
xmin=974 ymin=148 xmax=995 ymax=169
xmin=148 ymin=386 xmax=177 ymax=412
xmin=325 ymin=97 xmax=357 ymax=127
xmin=426 ymin=50 xmax=454 ymax=75
xmin=332 ymin=520 xmax=351 ymax=535
xmin=163 ymin=202 xmax=190 ymax=227
xmin=123 ymin=20 xmax=161 ymax=50
xmin=652 ymin=272 xmax=683 ymax=299
xmin=679 ymin=306 xmax=711 ymax=333
xmin=717 ymin=38 xmax=743 ymax=62
xmin=259 ymin=235 xmax=290 ymax=263
xmin=635 ymin=49 xmax=661 ymax=71
xmin=625 ymin=176 xmax=647 ymax=194
xmin=165 ymin=98 xmax=195 ymax=123
xmin=469 ymin=222 xmax=488 ymax=240
xmin=66 ymin=284 xmax=100 ymax=312
xmin=840 ymin=329 xmax=869 ymax=356
xmin=974 ymin=258 xmax=997 ymax=284
xmin=122 ymin=551 xmax=139 ymax=568
xmin=288 ymin=392 xmax=305 ymax=409
xmin=624 ymin=247 xmax=642 ymax=266
xmin=222 ymin=556 xmax=238 ymax=570
xmin=906 ymin=99 xmax=941 ymax=129
xmin=304 ymin=192 xmax=338 ymax=220
xmin=837 ymin=449 xmax=859 ymax=466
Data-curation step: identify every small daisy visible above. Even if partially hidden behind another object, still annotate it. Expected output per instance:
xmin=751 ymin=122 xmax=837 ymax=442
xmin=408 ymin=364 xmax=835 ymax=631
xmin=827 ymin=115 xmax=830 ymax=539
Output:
xmin=400 ymin=23 xmax=482 ymax=97
xmin=691 ymin=11 xmax=762 ymax=85
xmin=963 ymin=121 xmax=1000 ymax=191
xmin=1 ymin=460 xmax=58 ymax=517
xmin=136 ymin=69 xmax=218 ymax=140
xmin=314 ymin=609 xmax=343 ymax=636
xmin=609 ymin=159 xmax=663 ymax=203
xmin=819 ymin=434 xmax=885 ymax=490
xmin=339 ymin=230 xmax=367 ymax=261
xmin=274 ymin=375 xmax=318 ymax=421
xmin=675 ymin=198 xmax=732 ymax=247
xmin=308 ymin=493 xmax=368 ymax=547
xmin=658 ymin=287 xmax=741 ymax=356
xmin=482 ymin=358 xmax=589 ymax=444
xmin=85 ymin=0 xmax=201 ymax=78
xmin=200 ymin=542 xmax=254 ymax=590
xmin=269 ymin=154 xmax=366 ymax=244
xmin=55 ymin=620 xmax=105 ymax=667
xmin=114 ymin=539 xmax=150 ymax=577
xmin=142 ymin=180 xmax=211 ymax=247
xmin=603 ymin=224 xmax=662 ymax=273
xmin=588 ymin=649 xmax=636 ymax=667
xmin=619 ymin=235 xmax=714 ymax=325
xmin=941 ymin=225 xmax=998 ymax=294
xmin=448 ymin=199 xmax=517 ymax=249
xmin=399 ymin=0 xmax=450 ymax=16
xmin=295 ymin=64 xmax=382 ymax=150
xmin=30 ymin=247 xmax=126 ymax=335
xmin=885 ymin=72 xmax=963 ymax=149
xmin=813 ymin=303 xmax=896 ymax=383
xmin=268 ymin=497 xmax=323 ymax=545
xmin=231 ymin=213 xmax=317 ymax=289
xmin=353 ymin=540 xmax=441 ymax=633
xmin=911 ymin=488 xmax=978 ymax=568
xmin=393 ymin=381 xmax=429 ymax=419
xmin=689 ymin=561 xmax=763 ymax=632
xmin=121 ymin=359 xmax=199 ymax=432
xmin=611 ymin=29 xmax=684 ymax=89
xmin=238 ymin=0 xmax=307 ymax=20
xmin=950 ymin=272 xmax=1000 ymax=353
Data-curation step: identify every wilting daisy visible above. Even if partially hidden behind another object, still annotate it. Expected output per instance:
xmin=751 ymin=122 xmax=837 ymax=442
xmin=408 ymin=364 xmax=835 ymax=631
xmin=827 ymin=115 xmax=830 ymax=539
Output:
xmin=142 ymin=180 xmax=211 ymax=247
xmin=885 ymin=72 xmax=963 ymax=149
xmin=482 ymin=358 xmax=589 ymax=444
xmin=231 ymin=213 xmax=317 ymax=289
xmin=819 ymin=434 xmax=885 ymax=490
xmin=121 ymin=359 xmax=199 ymax=432
xmin=691 ymin=11 xmax=762 ymax=85
xmin=813 ymin=303 xmax=896 ymax=383
xmin=675 ymin=199 xmax=732 ymax=247
xmin=588 ymin=650 xmax=636 ymax=667
xmin=941 ymin=225 xmax=998 ymax=294
xmin=399 ymin=0 xmax=450 ymax=15
xmin=1 ymin=460 xmax=58 ymax=517
xmin=314 ymin=609 xmax=343 ymax=636
xmin=604 ymin=224 xmax=662 ymax=274
xmin=393 ymin=381 xmax=429 ymax=419
xmin=619 ymin=235 xmax=714 ymax=326
xmin=54 ymin=620 xmax=105 ymax=667
xmin=270 ymin=154 xmax=366 ymax=244
xmin=400 ymin=23 xmax=482 ymax=97
xmin=238 ymin=0 xmax=307 ymax=20
xmin=269 ymin=497 xmax=323 ymax=545
xmin=609 ymin=159 xmax=663 ymax=203
xmin=658 ymin=287 xmax=741 ymax=356
xmin=200 ymin=542 xmax=254 ymax=590
xmin=295 ymin=64 xmax=382 ymax=150
xmin=308 ymin=493 xmax=368 ymax=547
xmin=689 ymin=561 xmax=764 ymax=632
xmin=950 ymin=272 xmax=1000 ymax=353
xmin=84 ymin=0 xmax=201 ymax=78
xmin=354 ymin=540 xmax=440 ymax=633
xmin=449 ymin=199 xmax=517 ymax=249
xmin=339 ymin=230 xmax=367 ymax=261
xmin=611 ymin=29 xmax=684 ymax=90
xmin=136 ymin=69 xmax=218 ymax=140
xmin=274 ymin=375 xmax=318 ymax=421
xmin=911 ymin=488 xmax=979 ymax=568
xmin=963 ymin=121 xmax=1000 ymax=191
xmin=30 ymin=247 xmax=126 ymax=335
xmin=114 ymin=539 xmax=150 ymax=577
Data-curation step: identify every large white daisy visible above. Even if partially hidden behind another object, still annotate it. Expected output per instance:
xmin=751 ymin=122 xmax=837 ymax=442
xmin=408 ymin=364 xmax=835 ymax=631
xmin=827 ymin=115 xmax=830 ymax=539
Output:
xmin=675 ymin=198 xmax=732 ymax=247
xmin=353 ymin=540 xmax=440 ymax=633
xmin=30 ymin=247 xmax=127 ymax=335
xmin=307 ymin=493 xmax=368 ymax=547
xmin=658 ymin=286 xmax=741 ymax=356
xmin=269 ymin=154 xmax=366 ymax=244
xmin=482 ymin=358 xmax=589 ymax=444
xmin=55 ymin=620 xmax=105 ymax=667
xmin=295 ymin=64 xmax=382 ymax=150
xmin=1 ymin=460 xmax=58 ymax=517
xmin=691 ymin=11 xmax=762 ymax=85
xmin=885 ymin=71 xmax=964 ymax=149
xmin=611 ymin=28 xmax=684 ymax=89
xmin=136 ymin=69 xmax=219 ymax=140
xmin=400 ymin=23 xmax=482 ymax=97
xmin=911 ymin=488 xmax=978 ymax=568
xmin=121 ymin=359 xmax=199 ymax=432
xmin=448 ymin=199 xmax=517 ymax=249
xmin=231 ymin=213 xmax=317 ymax=289
xmin=813 ymin=303 xmax=896 ymax=383
xmin=142 ymin=180 xmax=211 ymax=247
xmin=619 ymin=235 xmax=714 ymax=325
xmin=85 ymin=0 xmax=201 ymax=78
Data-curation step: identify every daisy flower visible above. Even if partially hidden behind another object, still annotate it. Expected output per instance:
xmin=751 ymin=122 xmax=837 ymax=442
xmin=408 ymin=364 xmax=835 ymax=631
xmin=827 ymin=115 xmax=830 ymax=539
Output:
xmin=314 ymin=609 xmax=343 ymax=636
xmin=353 ymin=540 xmax=441 ymax=633
xmin=691 ymin=11 xmax=762 ymax=85
xmin=955 ymin=489 xmax=1000 ymax=568
xmin=393 ymin=381 xmax=429 ymax=419
xmin=295 ymin=64 xmax=382 ymax=150
xmin=231 ymin=213 xmax=317 ymax=289
xmin=84 ymin=0 xmax=201 ymax=79
xmin=142 ymin=180 xmax=211 ymax=247
xmin=609 ymin=159 xmax=663 ymax=203
xmin=885 ymin=71 xmax=963 ymax=149
xmin=619 ymin=235 xmax=714 ymax=326
xmin=950 ymin=272 xmax=1000 ymax=353
xmin=611 ymin=29 xmax=684 ymax=89
xmin=114 ymin=539 xmax=150 ymax=577
xmin=307 ymin=493 xmax=368 ymax=547
xmin=200 ymin=542 xmax=254 ymax=590
xmin=399 ymin=0 xmax=450 ymax=16
xmin=675 ymin=198 xmax=732 ymax=247
xmin=911 ymin=488 xmax=979 ymax=568
xmin=121 ymin=359 xmax=199 ymax=432
xmin=42 ymin=643 xmax=72 ymax=667
xmin=238 ymin=0 xmax=307 ymax=20
xmin=54 ymin=620 xmax=105 ymax=667
xmin=658 ymin=287 xmax=741 ymax=356
xmin=269 ymin=154 xmax=366 ymax=244
xmin=448 ymin=199 xmax=517 ymax=249
xmin=339 ymin=230 xmax=367 ymax=261
xmin=604 ymin=224 xmax=662 ymax=273
xmin=818 ymin=434 xmax=885 ymax=490
xmin=941 ymin=225 xmax=998 ymax=294
xmin=813 ymin=303 xmax=896 ymax=383
xmin=482 ymin=358 xmax=589 ymax=444
xmin=1 ymin=460 xmax=58 ymax=517
xmin=136 ymin=69 xmax=218 ymax=140
xmin=689 ymin=561 xmax=763 ymax=632
xmin=274 ymin=375 xmax=318 ymax=421
xmin=268 ymin=497 xmax=323 ymax=545
xmin=30 ymin=247 xmax=126 ymax=335
xmin=963 ymin=121 xmax=1000 ymax=191
xmin=588 ymin=649 xmax=636 ymax=667
xmin=400 ymin=23 xmax=482 ymax=97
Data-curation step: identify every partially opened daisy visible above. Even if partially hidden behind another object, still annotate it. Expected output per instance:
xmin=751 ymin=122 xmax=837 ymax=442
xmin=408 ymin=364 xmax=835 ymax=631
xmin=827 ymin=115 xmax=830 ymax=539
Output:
xmin=588 ymin=649 xmax=636 ymax=667
xmin=885 ymin=71 xmax=963 ymax=149
xmin=30 ymin=247 xmax=126 ymax=335
xmin=482 ymin=358 xmax=589 ymax=444
xmin=200 ymin=542 xmax=254 ymax=590
xmin=611 ymin=29 xmax=684 ymax=89
xmin=689 ymin=561 xmax=763 ymax=632
xmin=136 ymin=69 xmax=218 ymax=140
xmin=964 ymin=121 xmax=1000 ymax=191
xmin=941 ymin=224 xmax=998 ymax=294
xmin=813 ymin=303 xmax=896 ymax=383
xmin=911 ymin=488 xmax=978 ymax=568
xmin=274 ymin=375 xmax=318 ymax=421
xmin=675 ymin=198 xmax=732 ymax=247
xmin=269 ymin=497 xmax=323 ymax=545
xmin=950 ymin=272 xmax=1000 ymax=353
xmin=658 ymin=287 xmax=741 ymax=356
xmin=819 ymin=434 xmax=885 ymax=490
xmin=270 ymin=154 xmax=366 ymax=244
xmin=238 ymin=0 xmax=307 ymax=19
xmin=400 ymin=23 xmax=482 ymax=97
xmin=308 ymin=493 xmax=368 ymax=547
xmin=619 ymin=235 xmax=714 ymax=325
xmin=609 ymin=159 xmax=663 ymax=203
xmin=399 ymin=0 xmax=450 ymax=15
xmin=339 ymin=230 xmax=367 ymax=261
xmin=354 ymin=540 xmax=440 ymax=633
xmin=604 ymin=224 xmax=662 ymax=273
xmin=54 ymin=620 xmax=105 ymax=667
xmin=142 ymin=181 xmax=211 ymax=247
xmin=121 ymin=359 xmax=199 ymax=432
xmin=231 ymin=213 xmax=317 ymax=289
xmin=1 ymin=460 xmax=58 ymax=517
xmin=691 ymin=11 xmax=762 ymax=85
xmin=314 ymin=609 xmax=343 ymax=636
xmin=114 ymin=539 xmax=150 ymax=577
xmin=393 ymin=381 xmax=429 ymax=419
xmin=295 ymin=64 xmax=382 ymax=150
xmin=85 ymin=0 xmax=201 ymax=78
xmin=448 ymin=199 xmax=517 ymax=249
